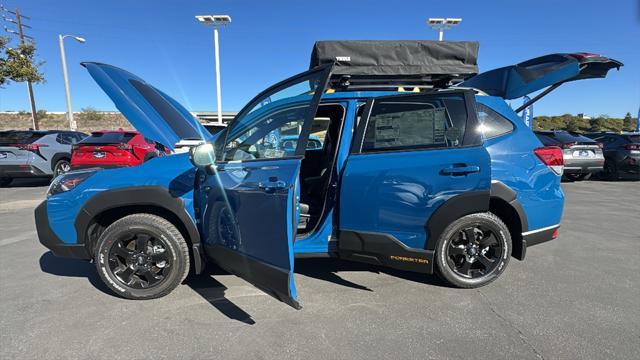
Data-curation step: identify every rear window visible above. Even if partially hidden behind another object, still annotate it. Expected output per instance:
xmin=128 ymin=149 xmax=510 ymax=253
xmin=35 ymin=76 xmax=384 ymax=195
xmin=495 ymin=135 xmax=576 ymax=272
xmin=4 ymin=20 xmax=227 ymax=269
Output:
xmin=627 ymin=135 xmax=640 ymax=143
xmin=0 ymin=131 xmax=47 ymax=145
xmin=80 ymin=132 xmax=136 ymax=145
xmin=539 ymin=131 xmax=594 ymax=143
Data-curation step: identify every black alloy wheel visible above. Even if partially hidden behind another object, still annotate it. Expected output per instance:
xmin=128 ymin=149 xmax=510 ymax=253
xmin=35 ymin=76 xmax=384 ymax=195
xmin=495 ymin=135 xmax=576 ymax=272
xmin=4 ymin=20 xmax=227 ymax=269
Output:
xmin=435 ymin=212 xmax=511 ymax=288
xmin=95 ymin=213 xmax=190 ymax=299
xmin=446 ymin=225 xmax=504 ymax=279
xmin=107 ymin=232 xmax=171 ymax=289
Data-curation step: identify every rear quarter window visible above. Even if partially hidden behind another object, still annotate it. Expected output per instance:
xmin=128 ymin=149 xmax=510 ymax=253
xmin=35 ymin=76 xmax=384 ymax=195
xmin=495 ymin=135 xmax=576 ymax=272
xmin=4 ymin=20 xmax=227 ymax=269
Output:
xmin=0 ymin=131 xmax=47 ymax=145
xmin=476 ymin=103 xmax=514 ymax=139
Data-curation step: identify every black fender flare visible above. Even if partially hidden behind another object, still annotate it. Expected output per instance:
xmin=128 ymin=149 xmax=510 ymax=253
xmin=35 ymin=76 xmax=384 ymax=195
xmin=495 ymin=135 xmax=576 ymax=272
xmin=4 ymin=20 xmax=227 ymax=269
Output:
xmin=51 ymin=152 xmax=72 ymax=171
xmin=74 ymin=186 xmax=203 ymax=273
xmin=424 ymin=190 xmax=490 ymax=251
xmin=489 ymin=180 xmax=529 ymax=260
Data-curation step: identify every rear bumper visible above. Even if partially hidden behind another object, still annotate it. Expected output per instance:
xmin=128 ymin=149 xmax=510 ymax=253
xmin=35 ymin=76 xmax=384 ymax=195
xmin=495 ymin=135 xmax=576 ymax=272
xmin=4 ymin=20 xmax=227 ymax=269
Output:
xmin=34 ymin=201 xmax=90 ymax=259
xmin=522 ymin=225 xmax=559 ymax=249
xmin=564 ymin=158 xmax=604 ymax=174
xmin=0 ymin=164 xmax=49 ymax=178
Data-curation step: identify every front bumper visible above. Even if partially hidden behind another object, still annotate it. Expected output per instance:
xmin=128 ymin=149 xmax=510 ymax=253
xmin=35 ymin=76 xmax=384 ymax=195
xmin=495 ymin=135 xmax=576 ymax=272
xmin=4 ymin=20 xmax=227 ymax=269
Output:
xmin=34 ymin=201 xmax=90 ymax=259
xmin=0 ymin=164 xmax=49 ymax=178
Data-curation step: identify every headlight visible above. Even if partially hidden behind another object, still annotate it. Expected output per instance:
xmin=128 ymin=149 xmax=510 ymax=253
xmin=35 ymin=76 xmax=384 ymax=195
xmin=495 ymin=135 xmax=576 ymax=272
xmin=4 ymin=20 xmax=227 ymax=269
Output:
xmin=47 ymin=170 xmax=95 ymax=198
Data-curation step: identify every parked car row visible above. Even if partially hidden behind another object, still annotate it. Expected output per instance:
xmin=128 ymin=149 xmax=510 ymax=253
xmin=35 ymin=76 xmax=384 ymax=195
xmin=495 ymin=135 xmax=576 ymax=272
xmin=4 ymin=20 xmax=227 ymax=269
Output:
xmin=534 ymin=130 xmax=640 ymax=181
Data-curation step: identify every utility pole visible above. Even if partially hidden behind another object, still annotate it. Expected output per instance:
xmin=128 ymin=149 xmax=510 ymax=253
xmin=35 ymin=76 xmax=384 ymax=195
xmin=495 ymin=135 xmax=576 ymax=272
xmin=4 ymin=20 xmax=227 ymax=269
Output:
xmin=13 ymin=8 xmax=39 ymax=130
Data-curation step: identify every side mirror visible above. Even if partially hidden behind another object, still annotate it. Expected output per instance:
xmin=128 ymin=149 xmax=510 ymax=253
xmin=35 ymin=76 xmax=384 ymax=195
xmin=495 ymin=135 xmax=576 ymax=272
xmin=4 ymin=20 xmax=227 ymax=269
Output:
xmin=189 ymin=143 xmax=216 ymax=168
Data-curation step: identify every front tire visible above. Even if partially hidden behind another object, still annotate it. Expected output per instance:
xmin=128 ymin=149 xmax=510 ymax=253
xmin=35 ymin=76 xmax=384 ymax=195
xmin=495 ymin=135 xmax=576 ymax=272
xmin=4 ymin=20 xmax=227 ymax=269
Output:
xmin=53 ymin=159 xmax=71 ymax=178
xmin=95 ymin=213 xmax=190 ymax=300
xmin=435 ymin=212 xmax=511 ymax=288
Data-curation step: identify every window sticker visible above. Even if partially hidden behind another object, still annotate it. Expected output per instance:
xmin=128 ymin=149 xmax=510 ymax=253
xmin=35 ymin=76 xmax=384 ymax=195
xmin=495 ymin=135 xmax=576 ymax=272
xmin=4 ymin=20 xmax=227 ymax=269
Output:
xmin=372 ymin=107 xmax=449 ymax=148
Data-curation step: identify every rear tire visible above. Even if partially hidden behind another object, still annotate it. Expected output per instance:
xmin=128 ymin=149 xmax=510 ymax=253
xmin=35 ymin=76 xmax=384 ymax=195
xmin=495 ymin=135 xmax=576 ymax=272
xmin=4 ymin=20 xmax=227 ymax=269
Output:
xmin=95 ymin=213 xmax=190 ymax=300
xmin=435 ymin=212 xmax=511 ymax=288
xmin=603 ymin=160 xmax=619 ymax=181
xmin=0 ymin=177 xmax=12 ymax=187
xmin=564 ymin=173 xmax=590 ymax=181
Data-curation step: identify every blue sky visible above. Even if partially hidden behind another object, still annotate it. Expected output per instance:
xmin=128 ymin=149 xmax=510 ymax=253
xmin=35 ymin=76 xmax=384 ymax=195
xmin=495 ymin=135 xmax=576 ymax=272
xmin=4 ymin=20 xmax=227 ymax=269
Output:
xmin=1 ymin=0 xmax=638 ymax=117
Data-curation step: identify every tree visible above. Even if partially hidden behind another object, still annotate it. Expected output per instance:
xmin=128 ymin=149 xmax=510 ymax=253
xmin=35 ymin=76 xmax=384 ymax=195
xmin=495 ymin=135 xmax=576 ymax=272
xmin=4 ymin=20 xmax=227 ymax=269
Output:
xmin=566 ymin=119 xmax=580 ymax=132
xmin=623 ymin=112 xmax=633 ymax=131
xmin=589 ymin=116 xmax=606 ymax=132
xmin=78 ymin=107 xmax=105 ymax=122
xmin=0 ymin=36 xmax=45 ymax=87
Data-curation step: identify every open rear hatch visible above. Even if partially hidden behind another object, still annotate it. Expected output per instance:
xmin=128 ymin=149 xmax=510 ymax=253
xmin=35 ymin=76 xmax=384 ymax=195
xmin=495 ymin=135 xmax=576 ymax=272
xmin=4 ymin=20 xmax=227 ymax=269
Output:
xmin=460 ymin=53 xmax=622 ymax=111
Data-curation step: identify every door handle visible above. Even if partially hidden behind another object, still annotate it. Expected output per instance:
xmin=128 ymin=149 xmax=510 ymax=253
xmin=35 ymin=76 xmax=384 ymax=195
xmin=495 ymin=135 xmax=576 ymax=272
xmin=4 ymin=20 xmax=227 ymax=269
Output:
xmin=441 ymin=165 xmax=481 ymax=176
xmin=257 ymin=180 xmax=288 ymax=191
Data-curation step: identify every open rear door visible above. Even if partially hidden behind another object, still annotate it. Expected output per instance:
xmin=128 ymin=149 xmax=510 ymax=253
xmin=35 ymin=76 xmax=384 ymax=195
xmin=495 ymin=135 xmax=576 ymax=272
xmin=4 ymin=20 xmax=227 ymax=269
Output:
xmin=200 ymin=65 xmax=332 ymax=309
xmin=460 ymin=53 xmax=622 ymax=100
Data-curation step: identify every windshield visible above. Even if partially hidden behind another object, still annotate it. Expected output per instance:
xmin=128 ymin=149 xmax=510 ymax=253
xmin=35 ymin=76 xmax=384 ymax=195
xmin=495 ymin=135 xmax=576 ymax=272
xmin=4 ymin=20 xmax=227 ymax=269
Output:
xmin=0 ymin=131 xmax=47 ymax=145
xmin=80 ymin=132 xmax=136 ymax=145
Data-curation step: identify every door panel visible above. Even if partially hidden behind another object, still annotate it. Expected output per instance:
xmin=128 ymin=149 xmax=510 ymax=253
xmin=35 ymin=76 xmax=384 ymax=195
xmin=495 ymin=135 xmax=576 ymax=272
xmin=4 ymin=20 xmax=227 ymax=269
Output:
xmin=339 ymin=91 xmax=491 ymax=263
xmin=200 ymin=64 xmax=332 ymax=308
xmin=202 ymin=159 xmax=302 ymax=308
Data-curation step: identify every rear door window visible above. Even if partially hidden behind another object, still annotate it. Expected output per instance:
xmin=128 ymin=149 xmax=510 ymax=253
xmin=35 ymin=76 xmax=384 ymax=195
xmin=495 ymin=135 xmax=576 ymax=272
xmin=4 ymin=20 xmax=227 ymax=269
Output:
xmin=80 ymin=132 xmax=136 ymax=144
xmin=360 ymin=93 xmax=472 ymax=153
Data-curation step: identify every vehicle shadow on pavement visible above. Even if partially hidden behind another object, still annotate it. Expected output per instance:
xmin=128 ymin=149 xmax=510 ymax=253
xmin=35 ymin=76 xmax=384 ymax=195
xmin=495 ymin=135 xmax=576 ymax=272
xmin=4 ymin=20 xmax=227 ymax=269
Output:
xmin=295 ymin=258 xmax=449 ymax=289
xmin=38 ymin=251 xmax=115 ymax=296
xmin=187 ymin=266 xmax=256 ymax=325
xmin=5 ymin=178 xmax=51 ymax=188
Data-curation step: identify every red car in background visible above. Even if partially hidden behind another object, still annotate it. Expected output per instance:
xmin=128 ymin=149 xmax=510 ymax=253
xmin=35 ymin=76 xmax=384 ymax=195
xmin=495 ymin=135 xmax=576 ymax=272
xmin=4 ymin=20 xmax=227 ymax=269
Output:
xmin=71 ymin=130 xmax=169 ymax=170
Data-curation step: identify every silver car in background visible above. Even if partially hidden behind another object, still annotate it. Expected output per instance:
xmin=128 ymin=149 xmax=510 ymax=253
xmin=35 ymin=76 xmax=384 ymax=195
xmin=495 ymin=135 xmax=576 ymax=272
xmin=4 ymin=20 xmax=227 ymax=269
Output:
xmin=535 ymin=130 xmax=605 ymax=181
xmin=0 ymin=130 xmax=87 ymax=187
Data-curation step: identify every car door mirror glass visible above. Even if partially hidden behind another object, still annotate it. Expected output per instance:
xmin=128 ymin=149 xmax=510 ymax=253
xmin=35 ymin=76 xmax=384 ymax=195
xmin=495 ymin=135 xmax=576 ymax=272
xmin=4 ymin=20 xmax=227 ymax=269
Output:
xmin=190 ymin=143 xmax=216 ymax=167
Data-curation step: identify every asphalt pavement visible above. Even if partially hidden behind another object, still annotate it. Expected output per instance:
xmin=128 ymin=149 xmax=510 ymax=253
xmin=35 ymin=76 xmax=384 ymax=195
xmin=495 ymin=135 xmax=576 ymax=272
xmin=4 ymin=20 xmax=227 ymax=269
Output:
xmin=0 ymin=178 xmax=638 ymax=359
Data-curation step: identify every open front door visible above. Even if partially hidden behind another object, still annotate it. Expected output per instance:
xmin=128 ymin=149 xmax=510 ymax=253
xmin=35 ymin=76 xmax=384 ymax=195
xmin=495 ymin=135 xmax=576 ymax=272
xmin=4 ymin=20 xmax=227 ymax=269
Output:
xmin=200 ymin=65 xmax=332 ymax=309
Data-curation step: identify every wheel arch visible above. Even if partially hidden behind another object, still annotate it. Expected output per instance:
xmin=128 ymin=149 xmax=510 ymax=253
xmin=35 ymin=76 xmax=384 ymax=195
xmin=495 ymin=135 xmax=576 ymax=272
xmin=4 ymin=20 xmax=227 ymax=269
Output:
xmin=51 ymin=152 xmax=72 ymax=171
xmin=75 ymin=187 xmax=204 ymax=274
xmin=489 ymin=181 xmax=528 ymax=260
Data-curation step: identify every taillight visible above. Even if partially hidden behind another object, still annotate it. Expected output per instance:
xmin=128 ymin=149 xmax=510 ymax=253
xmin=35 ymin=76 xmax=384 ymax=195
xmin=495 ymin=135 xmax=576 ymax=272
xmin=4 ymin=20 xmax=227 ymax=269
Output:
xmin=552 ymin=228 xmax=559 ymax=239
xmin=534 ymin=146 xmax=564 ymax=175
xmin=561 ymin=141 xmax=577 ymax=149
xmin=15 ymin=143 xmax=47 ymax=152
xmin=623 ymin=143 xmax=640 ymax=151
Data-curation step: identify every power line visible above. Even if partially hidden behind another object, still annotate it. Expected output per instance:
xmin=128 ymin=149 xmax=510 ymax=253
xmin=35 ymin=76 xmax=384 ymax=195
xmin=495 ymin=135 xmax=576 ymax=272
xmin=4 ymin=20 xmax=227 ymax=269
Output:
xmin=1 ymin=4 xmax=39 ymax=129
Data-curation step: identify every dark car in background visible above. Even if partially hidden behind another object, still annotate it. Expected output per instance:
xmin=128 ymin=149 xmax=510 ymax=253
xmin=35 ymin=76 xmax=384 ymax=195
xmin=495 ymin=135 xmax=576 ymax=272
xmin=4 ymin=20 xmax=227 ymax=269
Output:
xmin=534 ymin=130 xmax=604 ymax=181
xmin=586 ymin=132 xmax=640 ymax=180
xmin=0 ymin=130 xmax=87 ymax=186
xmin=71 ymin=130 xmax=168 ymax=170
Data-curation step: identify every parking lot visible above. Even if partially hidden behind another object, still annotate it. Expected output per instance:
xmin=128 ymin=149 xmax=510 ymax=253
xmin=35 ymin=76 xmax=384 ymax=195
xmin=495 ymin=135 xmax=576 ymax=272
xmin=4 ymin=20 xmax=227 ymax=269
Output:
xmin=0 ymin=179 xmax=638 ymax=359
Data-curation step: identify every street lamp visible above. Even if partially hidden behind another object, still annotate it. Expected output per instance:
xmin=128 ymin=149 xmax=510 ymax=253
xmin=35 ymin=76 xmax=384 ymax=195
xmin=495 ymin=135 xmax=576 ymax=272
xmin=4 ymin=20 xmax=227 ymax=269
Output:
xmin=58 ymin=34 xmax=85 ymax=131
xmin=427 ymin=18 xmax=462 ymax=41
xmin=195 ymin=14 xmax=231 ymax=125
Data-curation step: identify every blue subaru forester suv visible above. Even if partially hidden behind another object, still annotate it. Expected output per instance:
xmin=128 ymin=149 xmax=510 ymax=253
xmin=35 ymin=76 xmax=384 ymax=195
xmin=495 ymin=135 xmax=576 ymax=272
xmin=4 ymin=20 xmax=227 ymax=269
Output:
xmin=35 ymin=41 xmax=621 ymax=308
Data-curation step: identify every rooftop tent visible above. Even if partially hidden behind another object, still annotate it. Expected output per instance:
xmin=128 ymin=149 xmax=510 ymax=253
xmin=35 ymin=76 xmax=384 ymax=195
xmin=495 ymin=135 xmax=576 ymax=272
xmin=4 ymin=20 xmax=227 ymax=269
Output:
xmin=310 ymin=40 xmax=479 ymax=88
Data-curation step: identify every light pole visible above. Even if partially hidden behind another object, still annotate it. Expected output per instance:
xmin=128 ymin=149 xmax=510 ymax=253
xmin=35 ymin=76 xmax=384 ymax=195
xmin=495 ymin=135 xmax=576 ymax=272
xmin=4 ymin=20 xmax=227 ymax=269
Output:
xmin=427 ymin=18 xmax=462 ymax=41
xmin=58 ymin=34 xmax=85 ymax=131
xmin=195 ymin=15 xmax=231 ymax=125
